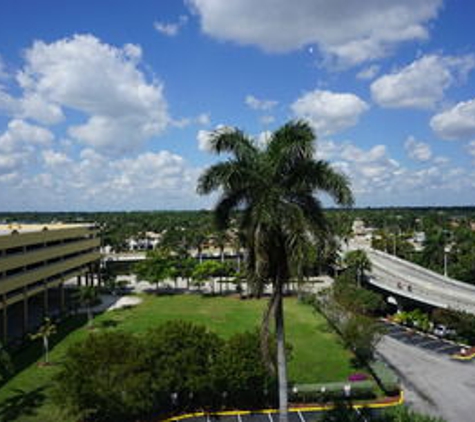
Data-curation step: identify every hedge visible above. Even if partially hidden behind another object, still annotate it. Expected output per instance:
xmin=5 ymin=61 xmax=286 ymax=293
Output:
xmin=289 ymin=380 xmax=375 ymax=402
xmin=369 ymin=361 xmax=400 ymax=396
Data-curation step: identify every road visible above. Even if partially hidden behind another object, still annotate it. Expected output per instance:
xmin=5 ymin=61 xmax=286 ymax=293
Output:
xmin=377 ymin=336 xmax=475 ymax=422
xmin=365 ymin=248 xmax=475 ymax=313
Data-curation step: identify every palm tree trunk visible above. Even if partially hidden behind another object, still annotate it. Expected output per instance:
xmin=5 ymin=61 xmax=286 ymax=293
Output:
xmin=275 ymin=283 xmax=288 ymax=422
xmin=44 ymin=336 xmax=49 ymax=364
xmin=87 ymin=306 xmax=93 ymax=327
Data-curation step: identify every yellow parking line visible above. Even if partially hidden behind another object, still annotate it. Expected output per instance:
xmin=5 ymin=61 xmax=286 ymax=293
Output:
xmin=161 ymin=391 xmax=404 ymax=422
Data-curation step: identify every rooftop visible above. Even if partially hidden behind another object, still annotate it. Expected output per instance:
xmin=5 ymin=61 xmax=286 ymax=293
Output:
xmin=0 ymin=223 xmax=95 ymax=237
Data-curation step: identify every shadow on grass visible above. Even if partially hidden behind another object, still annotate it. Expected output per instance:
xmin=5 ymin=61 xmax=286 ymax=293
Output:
xmin=97 ymin=319 xmax=120 ymax=329
xmin=0 ymin=386 xmax=46 ymax=422
xmin=6 ymin=314 xmax=88 ymax=381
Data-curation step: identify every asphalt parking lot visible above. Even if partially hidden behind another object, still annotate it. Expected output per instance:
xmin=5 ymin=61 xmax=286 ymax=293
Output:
xmin=381 ymin=321 xmax=462 ymax=356
xmin=174 ymin=408 xmax=386 ymax=422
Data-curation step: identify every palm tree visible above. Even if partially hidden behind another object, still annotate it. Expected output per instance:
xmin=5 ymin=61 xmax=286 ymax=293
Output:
xmin=343 ymin=249 xmax=372 ymax=287
xmin=30 ymin=317 xmax=57 ymax=365
xmin=197 ymin=120 xmax=353 ymax=422
xmin=77 ymin=286 xmax=99 ymax=327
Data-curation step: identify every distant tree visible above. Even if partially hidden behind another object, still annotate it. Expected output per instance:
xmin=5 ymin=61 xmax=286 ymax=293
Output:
xmin=134 ymin=251 xmax=173 ymax=293
xmin=191 ymin=260 xmax=223 ymax=293
xmin=343 ymin=250 xmax=372 ymax=286
xmin=30 ymin=317 xmax=57 ymax=365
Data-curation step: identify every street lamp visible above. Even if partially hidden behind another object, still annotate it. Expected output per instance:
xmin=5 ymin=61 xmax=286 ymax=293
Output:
xmin=444 ymin=245 xmax=450 ymax=277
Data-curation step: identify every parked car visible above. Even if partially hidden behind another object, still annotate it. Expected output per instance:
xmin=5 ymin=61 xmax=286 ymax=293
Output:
xmin=433 ymin=324 xmax=455 ymax=338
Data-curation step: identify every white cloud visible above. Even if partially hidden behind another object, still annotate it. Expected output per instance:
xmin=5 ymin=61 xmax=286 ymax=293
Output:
xmin=315 ymin=138 xmax=475 ymax=205
xmin=255 ymin=130 xmax=272 ymax=148
xmin=0 ymin=119 xmax=53 ymax=152
xmin=197 ymin=125 xmax=234 ymax=152
xmin=12 ymin=34 xmax=169 ymax=155
xmin=356 ymin=65 xmax=380 ymax=80
xmin=0 ymin=56 xmax=8 ymax=80
xmin=42 ymin=149 xmax=73 ymax=168
xmin=188 ymin=0 xmax=442 ymax=65
xmin=467 ymin=140 xmax=475 ymax=160
xmin=404 ymin=136 xmax=432 ymax=162
xmin=0 ymin=149 xmax=204 ymax=210
xmin=291 ymin=89 xmax=368 ymax=136
xmin=260 ymin=115 xmax=275 ymax=125
xmin=173 ymin=112 xmax=211 ymax=128
xmin=196 ymin=113 xmax=211 ymax=126
xmin=245 ymin=95 xmax=278 ymax=111
xmin=154 ymin=15 xmax=188 ymax=37
xmin=371 ymin=54 xmax=475 ymax=109
xmin=0 ymin=119 xmax=54 ymax=176
xmin=430 ymin=98 xmax=475 ymax=140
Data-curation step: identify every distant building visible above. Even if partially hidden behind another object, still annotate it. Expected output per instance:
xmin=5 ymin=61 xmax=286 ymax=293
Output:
xmin=0 ymin=223 xmax=100 ymax=343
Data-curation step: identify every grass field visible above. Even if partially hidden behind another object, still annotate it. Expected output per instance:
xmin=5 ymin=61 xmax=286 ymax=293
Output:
xmin=0 ymin=294 xmax=356 ymax=422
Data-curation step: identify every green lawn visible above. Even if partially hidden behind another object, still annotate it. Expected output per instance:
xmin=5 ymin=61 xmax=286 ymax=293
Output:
xmin=0 ymin=294 xmax=356 ymax=422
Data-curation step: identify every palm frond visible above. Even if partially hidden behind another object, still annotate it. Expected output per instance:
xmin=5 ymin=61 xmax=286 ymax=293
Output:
xmin=268 ymin=120 xmax=315 ymax=160
xmin=286 ymin=160 xmax=354 ymax=207
xmin=214 ymin=191 xmax=246 ymax=231
xmin=208 ymin=128 xmax=258 ymax=161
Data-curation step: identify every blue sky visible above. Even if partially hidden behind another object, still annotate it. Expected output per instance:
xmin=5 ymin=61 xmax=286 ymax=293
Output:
xmin=1 ymin=0 xmax=475 ymax=210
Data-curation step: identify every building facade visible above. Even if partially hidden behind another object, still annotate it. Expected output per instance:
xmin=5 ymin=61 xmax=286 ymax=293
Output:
xmin=0 ymin=223 xmax=100 ymax=343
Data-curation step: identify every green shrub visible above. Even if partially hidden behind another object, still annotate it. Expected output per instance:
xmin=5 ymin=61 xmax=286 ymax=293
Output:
xmin=54 ymin=320 xmax=278 ymax=420
xmin=211 ymin=330 xmax=276 ymax=409
xmin=53 ymin=331 xmax=151 ymax=422
xmin=142 ymin=320 xmax=224 ymax=412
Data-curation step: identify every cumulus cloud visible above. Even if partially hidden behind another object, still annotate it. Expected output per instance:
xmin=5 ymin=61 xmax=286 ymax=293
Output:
xmin=430 ymin=98 xmax=475 ymax=140
xmin=0 ymin=119 xmax=53 ymax=152
xmin=42 ymin=149 xmax=73 ymax=168
xmin=371 ymin=54 xmax=475 ymax=109
xmin=245 ymin=95 xmax=277 ymax=111
xmin=291 ymin=89 xmax=368 ymax=136
xmin=356 ymin=65 xmax=380 ymax=80
xmin=187 ymin=0 xmax=442 ymax=65
xmin=0 ymin=56 xmax=8 ymax=80
xmin=7 ymin=34 xmax=169 ymax=155
xmin=196 ymin=125 xmax=235 ymax=151
xmin=0 ymin=149 xmax=203 ymax=210
xmin=467 ymin=141 xmax=475 ymax=161
xmin=154 ymin=15 xmax=188 ymax=37
xmin=315 ymin=138 xmax=474 ymax=205
xmin=173 ymin=112 xmax=211 ymax=128
xmin=404 ymin=136 xmax=432 ymax=162
xmin=0 ymin=119 xmax=54 ymax=176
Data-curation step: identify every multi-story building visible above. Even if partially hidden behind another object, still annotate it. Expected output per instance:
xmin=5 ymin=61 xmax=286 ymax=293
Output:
xmin=0 ymin=223 xmax=100 ymax=343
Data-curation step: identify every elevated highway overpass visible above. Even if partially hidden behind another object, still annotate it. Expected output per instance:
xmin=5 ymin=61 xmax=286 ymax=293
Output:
xmin=364 ymin=248 xmax=475 ymax=313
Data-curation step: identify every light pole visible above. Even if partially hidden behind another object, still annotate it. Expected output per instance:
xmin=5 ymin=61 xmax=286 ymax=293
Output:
xmin=444 ymin=245 xmax=450 ymax=277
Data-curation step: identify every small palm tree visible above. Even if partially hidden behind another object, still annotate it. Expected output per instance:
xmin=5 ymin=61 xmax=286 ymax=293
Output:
xmin=197 ymin=120 xmax=353 ymax=422
xmin=31 ymin=317 xmax=57 ymax=365
xmin=0 ymin=341 xmax=13 ymax=381
xmin=77 ymin=286 xmax=99 ymax=327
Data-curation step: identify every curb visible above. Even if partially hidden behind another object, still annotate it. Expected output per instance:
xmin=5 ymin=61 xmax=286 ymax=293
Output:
xmin=161 ymin=391 xmax=404 ymax=422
